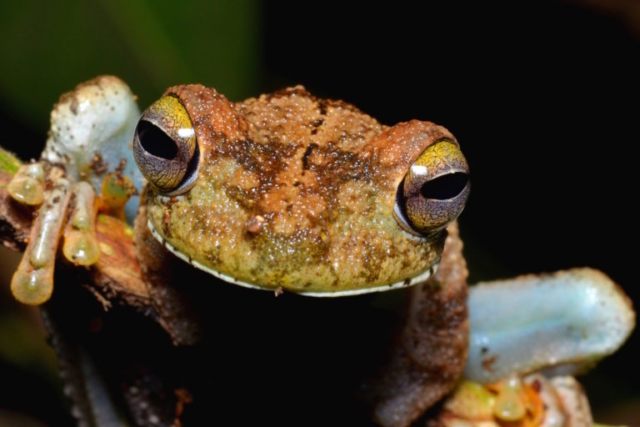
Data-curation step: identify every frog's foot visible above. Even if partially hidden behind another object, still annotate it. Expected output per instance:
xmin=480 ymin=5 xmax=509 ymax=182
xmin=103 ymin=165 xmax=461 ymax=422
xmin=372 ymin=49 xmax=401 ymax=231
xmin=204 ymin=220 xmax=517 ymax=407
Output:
xmin=9 ymin=164 xmax=100 ymax=305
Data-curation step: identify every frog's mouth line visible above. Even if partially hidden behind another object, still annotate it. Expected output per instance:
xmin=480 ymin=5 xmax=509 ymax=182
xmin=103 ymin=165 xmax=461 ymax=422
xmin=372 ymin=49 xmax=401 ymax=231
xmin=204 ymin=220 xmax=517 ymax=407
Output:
xmin=148 ymin=220 xmax=438 ymax=297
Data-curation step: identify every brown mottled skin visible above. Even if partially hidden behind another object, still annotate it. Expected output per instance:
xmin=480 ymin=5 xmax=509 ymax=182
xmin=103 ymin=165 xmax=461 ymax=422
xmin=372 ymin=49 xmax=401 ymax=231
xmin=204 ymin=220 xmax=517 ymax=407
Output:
xmin=145 ymin=85 xmax=459 ymax=294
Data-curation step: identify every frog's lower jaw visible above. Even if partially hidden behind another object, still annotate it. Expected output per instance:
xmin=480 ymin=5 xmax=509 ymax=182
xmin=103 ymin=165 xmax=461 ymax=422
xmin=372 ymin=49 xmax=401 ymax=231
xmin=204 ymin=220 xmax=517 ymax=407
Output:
xmin=147 ymin=219 xmax=438 ymax=297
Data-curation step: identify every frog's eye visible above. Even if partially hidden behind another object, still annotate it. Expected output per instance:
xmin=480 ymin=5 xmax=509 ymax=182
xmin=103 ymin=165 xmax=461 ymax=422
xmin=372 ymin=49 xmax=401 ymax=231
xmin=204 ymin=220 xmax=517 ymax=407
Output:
xmin=394 ymin=140 xmax=470 ymax=236
xmin=133 ymin=96 xmax=199 ymax=195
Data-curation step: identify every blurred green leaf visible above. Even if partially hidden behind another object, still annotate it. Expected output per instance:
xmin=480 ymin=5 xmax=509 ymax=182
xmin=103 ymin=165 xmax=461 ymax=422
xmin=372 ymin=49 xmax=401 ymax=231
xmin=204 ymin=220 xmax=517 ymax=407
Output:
xmin=0 ymin=147 xmax=22 ymax=175
xmin=0 ymin=0 xmax=259 ymax=133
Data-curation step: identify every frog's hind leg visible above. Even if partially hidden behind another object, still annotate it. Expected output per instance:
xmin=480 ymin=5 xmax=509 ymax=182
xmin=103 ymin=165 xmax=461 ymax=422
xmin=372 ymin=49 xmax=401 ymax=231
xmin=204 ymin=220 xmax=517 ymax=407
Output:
xmin=363 ymin=222 xmax=469 ymax=427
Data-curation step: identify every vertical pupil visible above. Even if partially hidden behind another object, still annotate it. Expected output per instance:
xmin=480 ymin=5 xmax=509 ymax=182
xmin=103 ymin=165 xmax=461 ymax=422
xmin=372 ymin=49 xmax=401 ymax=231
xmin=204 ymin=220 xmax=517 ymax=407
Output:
xmin=137 ymin=120 xmax=179 ymax=160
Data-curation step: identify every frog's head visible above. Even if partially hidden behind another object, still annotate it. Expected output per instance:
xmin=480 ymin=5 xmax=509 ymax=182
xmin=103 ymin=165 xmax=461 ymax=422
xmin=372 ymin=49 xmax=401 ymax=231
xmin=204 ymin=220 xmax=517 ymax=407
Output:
xmin=132 ymin=85 xmax=469 ymax=296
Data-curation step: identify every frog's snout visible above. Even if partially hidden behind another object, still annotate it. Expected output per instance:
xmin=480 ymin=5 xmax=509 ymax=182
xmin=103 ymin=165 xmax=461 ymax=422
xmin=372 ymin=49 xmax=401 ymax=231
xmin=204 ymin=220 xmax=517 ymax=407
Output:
xmin=133 ymin=96 xmax=200 ymax=195
xmin=393 ymin=140 xmax=470 ymax=236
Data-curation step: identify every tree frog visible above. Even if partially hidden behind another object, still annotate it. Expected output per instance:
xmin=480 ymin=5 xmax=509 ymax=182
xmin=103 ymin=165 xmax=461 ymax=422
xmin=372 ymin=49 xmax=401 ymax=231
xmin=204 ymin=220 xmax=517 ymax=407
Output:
xmin=3 ymin=78 xmax=634 ymax=427
xmin=130 ymin=84 xmax=634 ymax=426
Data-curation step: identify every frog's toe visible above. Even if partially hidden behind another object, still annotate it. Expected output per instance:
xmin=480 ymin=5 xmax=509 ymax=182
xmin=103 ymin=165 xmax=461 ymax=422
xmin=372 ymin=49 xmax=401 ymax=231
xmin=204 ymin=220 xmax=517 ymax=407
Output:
xmin=7 ymin=162 xmax=45 ymax=206
xmin=99 ymin=172 xmax=137 ymax=221
xmin=436 ymin=374 xmax=592 ymax=426
xmin=63 ymin=181 xmax=100 ymax=266
xmin=11 ymin=167 xmax=72 ymax=305
xmin=11 ymin=266 xmax=55 ymax=306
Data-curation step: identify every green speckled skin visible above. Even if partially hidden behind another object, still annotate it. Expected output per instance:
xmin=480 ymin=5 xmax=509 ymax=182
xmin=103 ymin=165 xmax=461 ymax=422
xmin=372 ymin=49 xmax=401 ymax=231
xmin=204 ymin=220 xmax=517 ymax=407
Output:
xmin=146 ymin=85 xmax=459 ymax=294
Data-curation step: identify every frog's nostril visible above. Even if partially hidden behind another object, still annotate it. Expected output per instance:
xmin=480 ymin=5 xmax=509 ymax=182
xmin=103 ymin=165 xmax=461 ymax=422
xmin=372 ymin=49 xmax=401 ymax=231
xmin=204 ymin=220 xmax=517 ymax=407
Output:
xmin=421 ymin=172 xmax=469 ymax=200
xmin=136 ymin=121 xmax=178 ymax=160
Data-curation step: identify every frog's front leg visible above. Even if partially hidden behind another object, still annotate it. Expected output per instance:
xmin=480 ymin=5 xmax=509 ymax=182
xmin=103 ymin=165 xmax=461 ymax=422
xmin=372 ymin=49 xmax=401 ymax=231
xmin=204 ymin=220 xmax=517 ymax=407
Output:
xmin=366 ymin=224 xmax=636 ymax=427
xmin=7 ymin=75 xmax=142 ymax=305
xmin=133 ymin=185 xmax=203 ymax=346
xmin=365 ymin=222 xmax=469 ymax=427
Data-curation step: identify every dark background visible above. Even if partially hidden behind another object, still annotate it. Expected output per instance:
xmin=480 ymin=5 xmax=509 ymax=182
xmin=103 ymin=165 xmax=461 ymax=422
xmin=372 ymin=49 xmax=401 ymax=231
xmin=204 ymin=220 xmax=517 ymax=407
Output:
xmin=0 ymin=0 xmax=638 ymax=425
